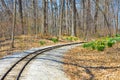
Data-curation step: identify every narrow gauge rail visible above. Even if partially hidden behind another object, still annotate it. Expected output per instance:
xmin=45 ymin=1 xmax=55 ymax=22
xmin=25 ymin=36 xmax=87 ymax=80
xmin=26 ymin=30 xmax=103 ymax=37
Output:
xmin=0 ymin=42 xmax=84 ymax=80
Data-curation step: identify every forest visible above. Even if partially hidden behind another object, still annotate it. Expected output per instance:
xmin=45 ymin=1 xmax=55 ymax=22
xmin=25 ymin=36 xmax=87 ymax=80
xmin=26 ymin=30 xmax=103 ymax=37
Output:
xmin=0 ymin=0 xmax=120 ymax=80
xmin=0 ymin=0 xmax=120 ymax=54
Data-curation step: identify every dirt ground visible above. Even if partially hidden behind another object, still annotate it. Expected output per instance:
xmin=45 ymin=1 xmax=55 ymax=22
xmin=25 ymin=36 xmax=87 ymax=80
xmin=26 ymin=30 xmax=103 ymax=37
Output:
xmin=0 ymin=35 xmax=69 ymax=58
xmin=0 ymin=35 xmax=82 ymax=58
xmin=63 ymin=43 xmax=120 ymax=80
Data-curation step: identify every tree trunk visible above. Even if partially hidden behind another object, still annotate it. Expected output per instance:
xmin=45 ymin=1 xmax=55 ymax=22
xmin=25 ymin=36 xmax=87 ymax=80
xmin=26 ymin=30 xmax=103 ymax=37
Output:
xmin=59 ymin=0 xmax=64 ymax=38
xmin=33 ymin=0 xmax=38 ymax=35
xmin=94 ymin=0 xmax=99 ymax=34
xmin=11 ymin=0 xmax=16 ymax=48
xmin=71 ymin=0 xmax=76 ymax=36
xmin=18 ymin=0 xmax=24 ymax=34
xmin=85 ymin=0 xmax=92 ymax=40
xmin=43 ymin=0 xmax=47 ymax=36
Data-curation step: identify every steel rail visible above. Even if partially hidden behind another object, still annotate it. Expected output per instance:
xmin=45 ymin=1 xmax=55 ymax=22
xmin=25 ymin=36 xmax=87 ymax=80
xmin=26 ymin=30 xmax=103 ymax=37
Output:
xmin=1 ymin=42 xmax=85 ymax=80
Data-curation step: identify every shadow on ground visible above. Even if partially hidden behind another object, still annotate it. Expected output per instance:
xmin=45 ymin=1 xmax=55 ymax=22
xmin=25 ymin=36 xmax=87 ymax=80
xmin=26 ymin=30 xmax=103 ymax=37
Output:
xmin=36 ymin=53 xmax=120 ymax=80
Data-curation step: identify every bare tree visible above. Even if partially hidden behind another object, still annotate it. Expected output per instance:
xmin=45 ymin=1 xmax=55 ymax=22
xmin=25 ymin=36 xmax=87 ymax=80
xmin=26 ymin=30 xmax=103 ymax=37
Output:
xmin=43 ymin=0 xmax=48 ymax=36
xmin=1 ymin=0 xmax=12 ymax=17
xmin=71 ymin=0 xmax=76 ymax=36
xmin=33 ymin=0 xmax=38 ymax=35
xmin=116 ymin=0 xmax=119 ymax=34
xmin=59 ymin=0 xmax=64 ymax=38
xmin=85 ymin=0 xmax=92 ymax=40
xmin=94 ymin=0 xmax=99 ymax=34
xmin=11 ymin=0 xmax=17 ymax=48
xmin=18 ymin=0 xmax=24 ymax=34
xmin=0 ymin=0 xmax=120 ymax=50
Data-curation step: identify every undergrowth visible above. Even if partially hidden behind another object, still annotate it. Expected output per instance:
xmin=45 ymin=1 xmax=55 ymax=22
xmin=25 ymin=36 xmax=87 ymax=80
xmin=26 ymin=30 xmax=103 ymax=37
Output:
xmin=82 ymin=35 xmax=120 ymax=51
xmin=50 ymin=37 xmax=59 ymax=43
xmin=65 ymin=36 xmax=79 ymax=41
xmin=39 ymin=40 xmax=46 ymax=45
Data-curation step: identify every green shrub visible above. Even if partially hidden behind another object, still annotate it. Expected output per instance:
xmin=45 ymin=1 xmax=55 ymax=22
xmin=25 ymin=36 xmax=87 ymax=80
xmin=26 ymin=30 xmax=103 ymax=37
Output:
xmin=96 ymin=40 xmax=106 ymax=45
xmin=113 ymin=37 xmax=120 ymax=42
xmin=115 ymin=34 xmax=120 ymax=37
xmin=66 ymin=36 xmax=79 ymax=41
xmin=39 ymin=41 xmax=46 ymax=45
xmin=82 ymin=42 xmax=94 ymax=48
xmin=66 ymin=37 xmax=73 ymax=41
xmin=82 ymin=43 xmax=89 ymax=48
xmin=91 ymin=43 xmax=96 ymax=50
xmin=50 ymin=37 xmax=59 ymax=43
xmin=96 ymin=45 xmax=105 ymax=51
xmin=107 ymin=40 xmax=116 ymax=47
xmin=82 ymin=36 xmax=120 ymax=51
xmin=74 ymin=37 xmax=79 ymax=41
xmin=82 ymin=40 xmax=106 ymax=51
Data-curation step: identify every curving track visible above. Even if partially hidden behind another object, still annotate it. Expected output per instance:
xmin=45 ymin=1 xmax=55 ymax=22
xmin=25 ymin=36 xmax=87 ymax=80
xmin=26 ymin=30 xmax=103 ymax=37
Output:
xmin=0 ymin=42 xmax=84 ymax=80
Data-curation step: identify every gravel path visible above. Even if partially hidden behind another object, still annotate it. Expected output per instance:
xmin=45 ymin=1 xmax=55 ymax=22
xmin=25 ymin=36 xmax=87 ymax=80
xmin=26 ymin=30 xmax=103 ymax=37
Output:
xmin=0 ymin=44 xmax=80 ymax=80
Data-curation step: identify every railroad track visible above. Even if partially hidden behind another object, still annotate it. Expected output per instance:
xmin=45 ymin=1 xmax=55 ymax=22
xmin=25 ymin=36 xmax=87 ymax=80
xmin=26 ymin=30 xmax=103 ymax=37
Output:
xmin=0 ymin=42 xmax=84 ymax=80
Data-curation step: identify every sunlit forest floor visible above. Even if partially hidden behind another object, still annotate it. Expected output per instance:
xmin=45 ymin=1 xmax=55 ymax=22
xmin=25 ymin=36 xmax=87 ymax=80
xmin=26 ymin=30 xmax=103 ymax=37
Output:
xmin=0 ymin=35 xmax=81 ymax=58
xmin=63 ymin=43 xmax=120 ymax=80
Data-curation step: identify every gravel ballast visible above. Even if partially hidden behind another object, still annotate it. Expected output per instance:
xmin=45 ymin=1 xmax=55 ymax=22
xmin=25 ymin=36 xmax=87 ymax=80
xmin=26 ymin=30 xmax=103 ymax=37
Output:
xmin=0 ymin=44 xmax=80 ymax=80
